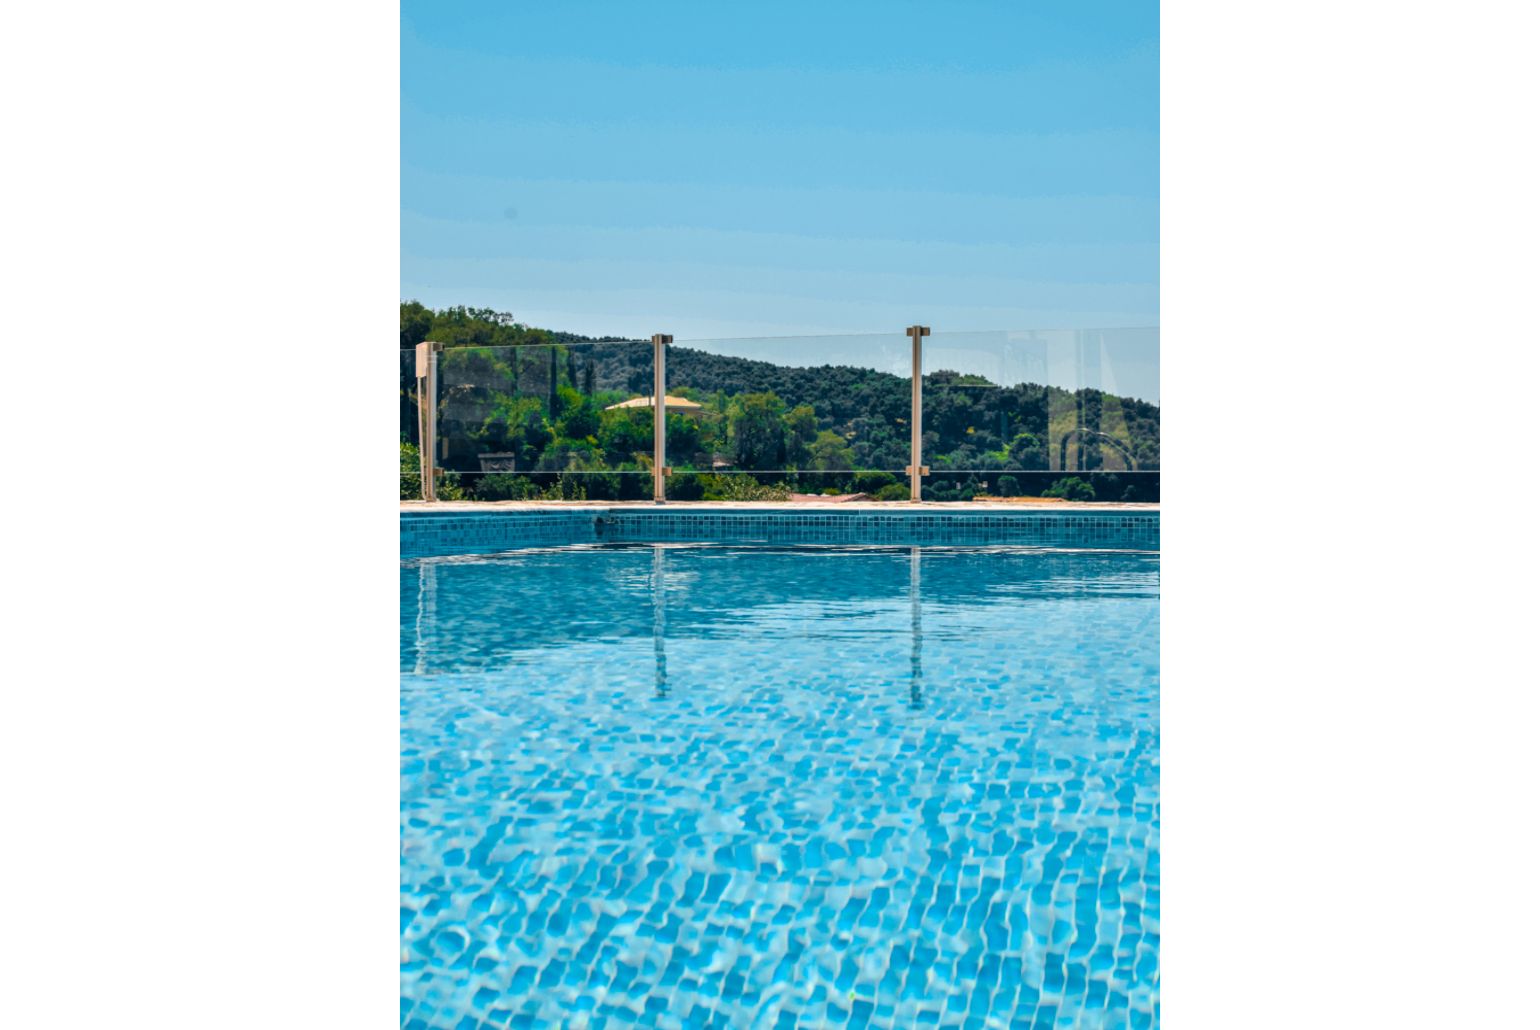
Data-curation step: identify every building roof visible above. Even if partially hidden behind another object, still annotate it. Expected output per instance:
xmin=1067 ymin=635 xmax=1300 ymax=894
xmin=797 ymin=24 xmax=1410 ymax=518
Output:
xmin=603 ymin=395 xmax=703 ymax=412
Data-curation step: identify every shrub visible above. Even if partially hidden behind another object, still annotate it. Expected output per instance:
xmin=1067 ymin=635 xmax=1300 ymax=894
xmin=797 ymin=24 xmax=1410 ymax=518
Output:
xmin=667 ymin=473 xmax=706 ymax=501
xmin=400 ymin=441 xmax=421 ymax=500
xmin=473 ymin=473 xmax=537 ymax=501
xmin=546 ymin=474 xmax=588 ymax=501
xmin=996 ymin=474 xmax=1021 ymax=497
xmin=874 ymin=483 xmax=910 ymax=502
xmin=1089 ymin=472 xmax=1124 ymax=502
xmin=703 ymin=475 xmax=790 ymax=501
xmin=400 ymin=441 xmax=466 ymax=500
xmin=1042 ymin=476 xmax=1095 ymax=501
xmin=852 ymin=470 xmax=898 ymax=494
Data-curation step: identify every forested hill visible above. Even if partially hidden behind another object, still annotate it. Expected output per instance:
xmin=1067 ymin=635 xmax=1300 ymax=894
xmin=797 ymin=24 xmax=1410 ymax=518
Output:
xmin=401 ymin=303 xmax=1158 ymax=499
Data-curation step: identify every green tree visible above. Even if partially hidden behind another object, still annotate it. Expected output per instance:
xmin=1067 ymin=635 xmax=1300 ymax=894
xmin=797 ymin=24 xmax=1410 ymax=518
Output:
xmin=665 ymin=412 xmax=702 ymax=461
xmin=598 ymin=409 xmax=653 ymax=464
xmin=783 ymin=404 xmax=819 ymax=467
xmin=809 ymin=430 xmax=855 ymax=471
xmin=400 ymin=301 xmax=433 ymax=348
xmin=1007 ymin=432 xmax=1047 ymax=470
xmin=728 ymin=392 xmax=787 ymax=469
xmin=555 ymin=386 xmax=601 ymax=441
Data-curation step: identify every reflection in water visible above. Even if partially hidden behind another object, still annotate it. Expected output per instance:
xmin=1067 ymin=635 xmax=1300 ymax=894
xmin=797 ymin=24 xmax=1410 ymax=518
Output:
xmin=413 ymin=560 xmax=436 ymax=676
xmin=645 ymin=544 xmax=922 ymax=708
xmin=400 ymin=545 xmax=1156 ymax=675
xmin=909 ymin=547 xmax=923 ymax=710
xmin=652 ymin=544 xmax=668 ymax=698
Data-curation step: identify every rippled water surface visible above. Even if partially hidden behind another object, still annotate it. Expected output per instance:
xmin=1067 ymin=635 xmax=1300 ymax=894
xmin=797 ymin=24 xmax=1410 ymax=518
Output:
xmin=402 ymin=544 xmax=1159 ymax=1028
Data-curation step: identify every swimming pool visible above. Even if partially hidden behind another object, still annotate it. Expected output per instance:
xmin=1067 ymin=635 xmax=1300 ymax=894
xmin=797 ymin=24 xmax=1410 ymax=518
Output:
xmin=401 ymin=517 xmax=1158 ymax=1028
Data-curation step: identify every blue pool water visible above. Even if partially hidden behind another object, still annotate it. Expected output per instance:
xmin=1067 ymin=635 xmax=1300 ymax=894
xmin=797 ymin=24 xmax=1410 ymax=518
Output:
xmin=402 ymin=543 xmax=1159 ymax=1028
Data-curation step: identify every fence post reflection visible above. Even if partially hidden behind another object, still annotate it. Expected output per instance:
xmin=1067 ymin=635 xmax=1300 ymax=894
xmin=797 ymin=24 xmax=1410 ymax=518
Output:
xmin=909 ymin=546 xmax=923 ymax=710
xmin=414 ymin=560 xmax=437 ymax=676
xmin=652 ymin=544 xmax=668 ymax=697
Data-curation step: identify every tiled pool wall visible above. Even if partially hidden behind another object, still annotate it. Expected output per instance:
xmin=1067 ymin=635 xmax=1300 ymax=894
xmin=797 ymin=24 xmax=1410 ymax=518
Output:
xmin=401 ymin=508 xmax=1158 ymax=558
xmin=400 ymin=510 xmax=600 ymax=558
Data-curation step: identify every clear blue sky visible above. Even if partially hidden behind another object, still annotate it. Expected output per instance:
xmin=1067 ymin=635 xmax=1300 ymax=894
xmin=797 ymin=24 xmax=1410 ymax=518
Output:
xmin=402 ymin=1 xmax=1158 ymax=341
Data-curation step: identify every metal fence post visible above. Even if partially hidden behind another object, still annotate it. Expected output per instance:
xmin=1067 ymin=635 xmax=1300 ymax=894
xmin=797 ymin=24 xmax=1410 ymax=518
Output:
xmin=652 ymin=334 xmax=672 ymax=503
xmin=906 ymin=325 xmax=930 ymax=502
xmin=415 ymin=341 xmax=442 ymax=501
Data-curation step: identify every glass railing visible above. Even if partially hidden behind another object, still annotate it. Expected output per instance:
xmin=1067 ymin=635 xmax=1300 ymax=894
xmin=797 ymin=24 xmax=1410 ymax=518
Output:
xmin=662 ymin=332 xmax=912 ymax=500
xmin=921 ymin=327 xmax=1159 ymax=501
xmin=402 ymin=326 xmax=1157 ymax=503
xmin=424 ymin=340 xmax=658 ymax=501
xmin=400 ymin=348 xmax=423 ymax=499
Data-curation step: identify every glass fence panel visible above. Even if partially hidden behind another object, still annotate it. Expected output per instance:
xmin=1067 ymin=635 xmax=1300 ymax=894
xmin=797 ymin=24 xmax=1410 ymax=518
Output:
xmin=664 ymin=332 xmax=913 ymax=500
xmin=920 ymin=328 xmax=1159 ymax=502
xmin=400 ymin=349 xmax=424 ymax=499
xmin=429 ymin=340 xmax=657 ymax=502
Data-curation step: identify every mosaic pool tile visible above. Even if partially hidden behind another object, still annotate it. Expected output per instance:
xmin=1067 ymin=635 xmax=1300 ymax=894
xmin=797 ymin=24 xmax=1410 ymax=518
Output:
xmin=402 ymin=544 xmax=1159 ymax=1027
xmin=400 ymin=508 xmax=1159 ymax=558
xmin=400 ymin=510 xmax=602 ymax=558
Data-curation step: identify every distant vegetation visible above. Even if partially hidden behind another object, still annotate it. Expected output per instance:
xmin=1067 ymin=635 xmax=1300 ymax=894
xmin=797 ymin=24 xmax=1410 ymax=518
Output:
xmin=401 ymin=302 xmax=1159 ymax=502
